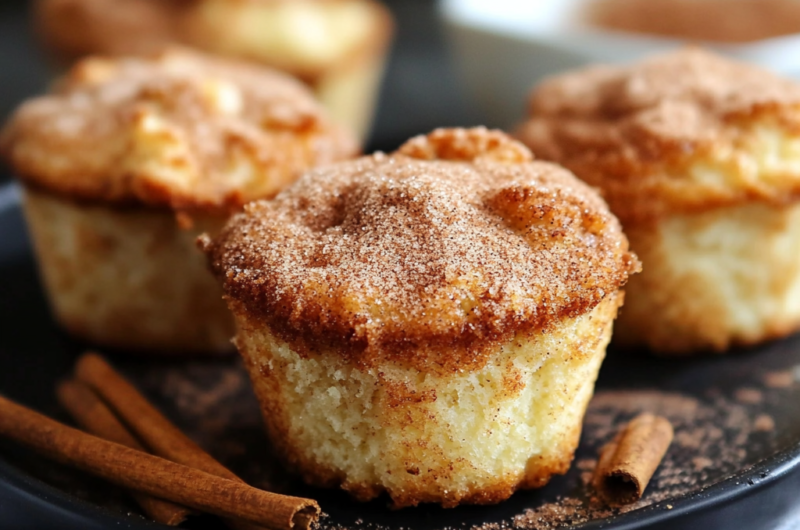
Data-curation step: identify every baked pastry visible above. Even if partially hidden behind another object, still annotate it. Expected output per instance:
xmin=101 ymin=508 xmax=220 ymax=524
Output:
xmin=34 ymin=0 xmax=184 ymax=62
xmin=180 ymin=0 xmax=392 ymax=141
xmin=202 ymin=128 xmax=638 ymax=507
xmin=34 ymin=0 xmax=393 ymax=140
xmin=516 ymin=48 xmax=800 ymax=354
xmin=1 ymin=49 xmax=357 ymax=354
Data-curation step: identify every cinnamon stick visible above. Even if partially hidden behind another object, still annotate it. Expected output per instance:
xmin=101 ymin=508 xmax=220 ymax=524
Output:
xmin=0 ymin=394 xmax=319 ymax=530
xmin=593 ymin=413 xmax=674 ymax=506
xmin=56 ymin=379 xmax=192 ymax=526
xmin=75 ymin=352 xmax=244 ymax=480
xmin=74 ymin=352 xmax=309 ymax=530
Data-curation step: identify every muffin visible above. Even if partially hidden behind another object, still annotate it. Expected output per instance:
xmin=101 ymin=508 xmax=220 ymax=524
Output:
xmin=34 ymin=0 xmax=393 ymax=140
xmin=180 ymin=0 xmax=393 ymax=140
xmin=517 ymin=49 xmax=800 ymax=354
xmin=35 ymin=0 xmax=185 ymax=62
xmin=202 ymin=128 xmax=639 ymax=507
xmin=1 ymin=49 xmax=357 ymax=354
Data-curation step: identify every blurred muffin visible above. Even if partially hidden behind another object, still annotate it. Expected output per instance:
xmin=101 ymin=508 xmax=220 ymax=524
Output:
xmin=181 ymin=0 xmax=392 ymax=140
xmin=202 ymin=128 xmax=638 ymax=507
xmin=517 ymin=48 xmax=800 ymax=354
xmin=1 ymin=49 xmax=357 ymax=354
xmin=34 ymin=0 xmax=393 ymax=140
xmin=35 ymin=0 xmax=185 ymax=62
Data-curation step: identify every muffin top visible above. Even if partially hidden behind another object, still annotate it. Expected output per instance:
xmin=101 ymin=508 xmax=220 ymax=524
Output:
xmin=203 ymin=128 xmax=639 ymax=373
xmin=35 ymin=0 xmax=184 ymax=63
xmin=1 ymin=49 xmax=357 ymax=212
xmin=517 ymin=49 xmax=800 ymax=223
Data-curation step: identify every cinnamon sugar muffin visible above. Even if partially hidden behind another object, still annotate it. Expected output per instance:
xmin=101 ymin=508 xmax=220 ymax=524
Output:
xmin=517 ymin=49 xmax=800 ymax=354
xmin=34 ymin=0 xmax=393 ymax=139
xmin=1 ymin=49 xmax=356 ymax=354
xmin=202 ymin=128 xmax=638 ymax=507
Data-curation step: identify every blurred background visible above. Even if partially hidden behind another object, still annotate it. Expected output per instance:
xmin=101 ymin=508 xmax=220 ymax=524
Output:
xmin=0 ymin=0 xmax=481 ymax=187
xmin=4 ymin=0 xmax=800 ymax=182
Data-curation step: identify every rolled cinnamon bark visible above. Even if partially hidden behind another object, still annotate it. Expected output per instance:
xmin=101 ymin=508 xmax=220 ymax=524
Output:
xmin=56 ymin=379 xmax=192 ymax=526
xmin=74 ymin=352 xmax=301 ymax=530
xmin=74 ymin=352 xmax=242 ymax=479
xmin=593 ymin=413 xmax=674 ymax=506
xmin=0 ymin=393 xmax=320 ymax=530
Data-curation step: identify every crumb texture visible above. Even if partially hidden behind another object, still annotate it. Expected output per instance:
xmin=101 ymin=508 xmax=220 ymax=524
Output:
xmin=517 ymin=49 xmax=800 ymax=222
xmin=1 ymin=48 xmax=357 ymax=211
xmin=615 ymin=201 xmax=800 ymax=353
xmin=23 ymin=188 xmax=235 ymax=353
xmin=206 ymin=128 xmax=638 ymax=372
xmin=236 ymin=294 xmax=620 ymax=508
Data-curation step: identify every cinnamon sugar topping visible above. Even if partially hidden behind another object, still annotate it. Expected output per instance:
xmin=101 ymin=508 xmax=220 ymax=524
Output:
xmin=1 ymin=48 xmax=357 ymax=211
xmin=204 ymin=128 xmax=639 ymax=372
xmin=517 ymin=49 xmax=800 ymax=222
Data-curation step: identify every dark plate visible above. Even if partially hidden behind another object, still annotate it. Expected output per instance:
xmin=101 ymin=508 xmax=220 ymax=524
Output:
xmin=2 ymin=181 xmax=800 ymax=530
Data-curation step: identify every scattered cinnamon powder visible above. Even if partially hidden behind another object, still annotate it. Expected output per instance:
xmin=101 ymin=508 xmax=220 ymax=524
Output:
xmin=764 ymin=370 xmax=795 ymax=388
xmin=462 ymin=379 xmax=793 ymax=530
xmin=691 ymin=457 xmax=713 ymax=472
xmin=735 ymin=388 xmax=763 ymax=405
xmin=754 ymin=414 xmax=775 ymax=432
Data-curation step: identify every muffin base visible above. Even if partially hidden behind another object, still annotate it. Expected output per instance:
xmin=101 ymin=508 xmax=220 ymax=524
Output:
xmin=615 ymin=201 xmax=800 ymax=354
xmin=23 ymin=187 xmax=234 ymax=354
xmin=234 ymin=294 xmax=622 ymax=508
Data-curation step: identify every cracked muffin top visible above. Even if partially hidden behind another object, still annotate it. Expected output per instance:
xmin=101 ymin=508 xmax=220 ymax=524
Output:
xmin=203 ymin=128 xmax=639 ymax=372
xmin=1 ymin=48 xmax=357 ymax=213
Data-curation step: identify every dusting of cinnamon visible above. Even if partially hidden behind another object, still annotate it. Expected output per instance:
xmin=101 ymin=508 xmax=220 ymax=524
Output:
xmin=517 ymin=49 xmax=800 ymax=223
xmin=753 ymin=414 xmax=776 ymax=432
xmin=764 ymin=370 xmax=795 ymax=388
xmin=203 ymin=128 xmax=639 ymax=373
xmin=734 ymin=388 xmax=763 ymax=405
xmin=0 ymin=48 xmax=357 ymax=213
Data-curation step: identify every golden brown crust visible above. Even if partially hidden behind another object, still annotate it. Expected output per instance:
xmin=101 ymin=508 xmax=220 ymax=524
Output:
xmin=516 ymin=49 xmax=800 ymax=223
xmin=204 ymin=128 xmax=639 ymax=373
xmin=1 ymin=49 xmax=357 ymax=212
